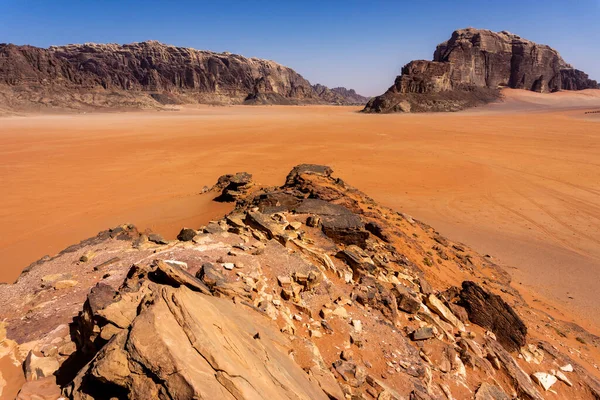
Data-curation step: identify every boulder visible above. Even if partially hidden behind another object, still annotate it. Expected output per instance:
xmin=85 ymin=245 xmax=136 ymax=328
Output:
xmin=177 ymin=228 xmax=196 ymax=242
xmin=459 ymin=281 xmax=526 ymax=352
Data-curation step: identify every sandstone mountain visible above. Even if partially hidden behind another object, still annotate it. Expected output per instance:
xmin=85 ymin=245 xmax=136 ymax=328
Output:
xmin=2 ymin=165 xmax=599 ymax=399
xmin=364 ymin=28 xmax=599 ymax=113
xmin=312 ymin=84 xmax=370 ymax=105
xmin=0 ymin=40 xmax=367 ymax=112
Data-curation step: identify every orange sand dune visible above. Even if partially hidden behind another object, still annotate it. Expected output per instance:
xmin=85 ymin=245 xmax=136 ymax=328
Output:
xmin=1 ymin=89 xmax=600 ymax=331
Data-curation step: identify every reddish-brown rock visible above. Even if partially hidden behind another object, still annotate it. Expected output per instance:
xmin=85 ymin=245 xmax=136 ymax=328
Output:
xmin=364 ymin=28 xmax=598 ymax=113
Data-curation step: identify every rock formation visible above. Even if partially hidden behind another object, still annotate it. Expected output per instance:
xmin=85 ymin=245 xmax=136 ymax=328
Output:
xmin=0 ymin=41 xmax=367 ymax=112
xmin=364 ymin=28 xmax=599 ymax=113
xmin=2 ymin=165 xmax=600 ymax=399
xmin=312 ymin=84 xmax=370 ymax=105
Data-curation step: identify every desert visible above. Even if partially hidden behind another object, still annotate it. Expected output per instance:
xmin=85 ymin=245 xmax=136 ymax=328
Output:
xmin=1 ymin=15 xmax=600 ymax=400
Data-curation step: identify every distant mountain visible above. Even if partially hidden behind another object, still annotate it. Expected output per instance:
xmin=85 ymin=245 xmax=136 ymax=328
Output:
xmin=0 ymin=40 xmax=365 ymax=112
xmin=364 ymin=28 xmax=599 ymax=113
xmin=312 ymin=84 xmax=369 ymax=105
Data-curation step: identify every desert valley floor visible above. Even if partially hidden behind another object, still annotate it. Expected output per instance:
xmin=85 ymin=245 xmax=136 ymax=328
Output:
xmin=1 ymin=89 xmax=600 ymax=334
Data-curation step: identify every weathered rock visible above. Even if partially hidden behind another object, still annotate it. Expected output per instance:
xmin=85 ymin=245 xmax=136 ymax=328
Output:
xmin=412 ymin=327 xmax=435 ymax=341
xmin=531 ymin=372 xmax=557 ymax=391
xmin=64 ymin=263 xmax=331 ymax=400
xmin=0 ymin=42 xmax=366 ymax=112
xmin=23 ymin=351 xmax=59 ymax=381
xmin=475 ymin=382 xmax=510 ymax=400
xmin=392 ymin=285 xmax=421 ymax=314
xmin=459 ymin=281 xmax=526 ymax=352
xmin=177 ymin=228 xmax=196 ymax=242
xmin=425 ymin=294 xmax=465 ymax=331
xmin=148 ymin=233 xmax=168 ymax=245
xmin=214 ymin=172 xmax=254 ymax=202
xmin=16 ymin=377 xmax=61 ymax=400
xmin=53 ymin=280 xmax=78 ymax=290
xmin=364 ymin=28 xmax=598 ymax=113
xmin=485 ymin=339 xmax=543 ymax=400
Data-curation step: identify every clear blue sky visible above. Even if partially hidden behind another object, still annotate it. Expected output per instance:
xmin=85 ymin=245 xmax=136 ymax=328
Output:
xmin=2 ymin=0 xmax=598 ymax=96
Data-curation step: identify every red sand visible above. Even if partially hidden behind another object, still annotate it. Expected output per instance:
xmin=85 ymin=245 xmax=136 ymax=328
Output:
xmin=1 ymin=89 xmax=600 ymax=331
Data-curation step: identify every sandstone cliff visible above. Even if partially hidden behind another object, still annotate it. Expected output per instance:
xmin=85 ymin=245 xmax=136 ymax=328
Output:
xmin=312 ymin=84 xmax=370 ymax=105
xmin=364 ymin=28 xmax=599 ymax=113
xmin=2 ymin=165 xmax=600 ymax=399
xmin=0 ymin=41 xmax=366 ymax=112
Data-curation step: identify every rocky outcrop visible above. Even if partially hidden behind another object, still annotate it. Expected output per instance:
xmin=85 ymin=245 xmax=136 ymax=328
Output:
xmin=2 ymin=165 xmax=600 ymax=399
xmin=0 ymin=41 xmax=365 ymax=112
xmin=312 ymin=84 xmax=369 ymax=105
xmin=364 ymin=28 xmax=599 ymax=113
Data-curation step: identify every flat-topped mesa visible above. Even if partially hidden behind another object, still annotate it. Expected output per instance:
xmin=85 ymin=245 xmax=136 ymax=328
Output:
xmin=364 ymin=28 xmax=599 ymax=113
xmin=0 ymin=41 xmax=367 ymax=111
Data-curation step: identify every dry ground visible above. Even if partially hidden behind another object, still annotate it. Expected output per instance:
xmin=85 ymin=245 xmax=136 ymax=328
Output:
xmin=1 ymin=88 xmax=599 ymax=331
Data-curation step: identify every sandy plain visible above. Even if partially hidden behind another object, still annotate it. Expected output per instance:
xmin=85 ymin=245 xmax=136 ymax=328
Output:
xmin=1 ymin=89 xmax=599 ymax=332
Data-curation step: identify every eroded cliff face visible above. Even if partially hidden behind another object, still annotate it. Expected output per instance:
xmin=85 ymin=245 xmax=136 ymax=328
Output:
xmin=364 ymin=28 xmax=599 ymax=113
xmin=0 ymin=41 xmax=366 ymax=111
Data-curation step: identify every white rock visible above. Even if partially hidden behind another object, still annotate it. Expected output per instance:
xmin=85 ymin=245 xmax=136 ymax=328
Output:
xmin=332 ymin=307 xmax=349 ymax=319
xmin=553 ymin=370 xmax=573 ymax=387
xmin=222 ymin=263 xmax=235 ymax=270
xmin=560 ymin=364 xmax=573 ymax=372
xmin=164 ymin=260 xmax=188 ymax=269
xmin=532 ymin=372 xmax=558 ymax=391
xmin=351 ymin=319 xmax=363 ymax=333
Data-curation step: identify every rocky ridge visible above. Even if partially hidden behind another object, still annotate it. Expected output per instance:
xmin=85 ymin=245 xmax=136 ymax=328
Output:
xmin=0 ymin=41 xmax=367 ymax=112
xmin=364 ymin=28 xmax=599 ymax=113
xmin=1 ymin=165 xmax=599 ymax=399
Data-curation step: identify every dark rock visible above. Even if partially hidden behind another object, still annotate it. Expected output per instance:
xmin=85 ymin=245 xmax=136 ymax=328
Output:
xmin=214 ymin=172 xmax=253 ymax=202
xmin=312 ymin=84 xmax=369 ymax=105
xmin=306 ymin=215 xmax=321 ymax=228
xmin=364 ymin=28 xmax=598 ymax=113
xmin=392 ymin=285 xmax=421 ymax=314
xmin=176 ymin=228 xmax=196 ymax=242
xmin=196 ymin=262 xmax=225 ymax=290
xmin=365 ymin=221 xmax=391 ymax=242
xmin=411 ymin=327 xmax=435 ymax=341
xmin=148 ymin=233 xmax=168 ymax=245
xmin=254 ymin=192 xmax=301 ymax=214
xmin=459 ymin=281 xmax=527 ymax=352
xmin=0 ymin=42 xmax=366 ymax=112
xmin=285 ymin=164 xmax=333 ymax=186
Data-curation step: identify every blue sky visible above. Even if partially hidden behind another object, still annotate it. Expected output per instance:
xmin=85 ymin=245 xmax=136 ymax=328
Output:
xmin=2 ymin=0 xmax=598 ymax=96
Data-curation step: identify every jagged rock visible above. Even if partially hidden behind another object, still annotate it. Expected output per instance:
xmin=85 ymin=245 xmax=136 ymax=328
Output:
xmin=285 ymin=164 xmax=333 ymax=186
xmin=553 ymin=370 xmax=573 ymax=387
xmin=64 ymin=263 xmax=332 ymax=399
xmin=364 ymin=28 xmax=598 ymax=113
xmin=425 ymin=294 xmax=465 ymax=331
xmin=215 ymin=172 xmax=254 ymax=202
xmin=148 ymin=233 xmax=168 ymax=244
xmin=485 ymin=339 xmax=543 ymax=400
xmin=475 ymin=382 xmax=509 ymax=400
xmin=459 ymin=281 xmax=526 ymax=352
xmin=312 ymin=84 xmax=369 ymax=105
xmin=560 ymin=364 xmax=573 ymax=372
xmin=177 ymin=228 xmax=197 ymax=241
xmin=392 ymin=285 xmax=421 ymax=314
xmin=531 ymin=372 xmax=557 ymax=391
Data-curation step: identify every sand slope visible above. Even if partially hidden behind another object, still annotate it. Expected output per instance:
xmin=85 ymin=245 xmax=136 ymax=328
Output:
xmin=1 ymin=89 xmax=599 ymax=330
